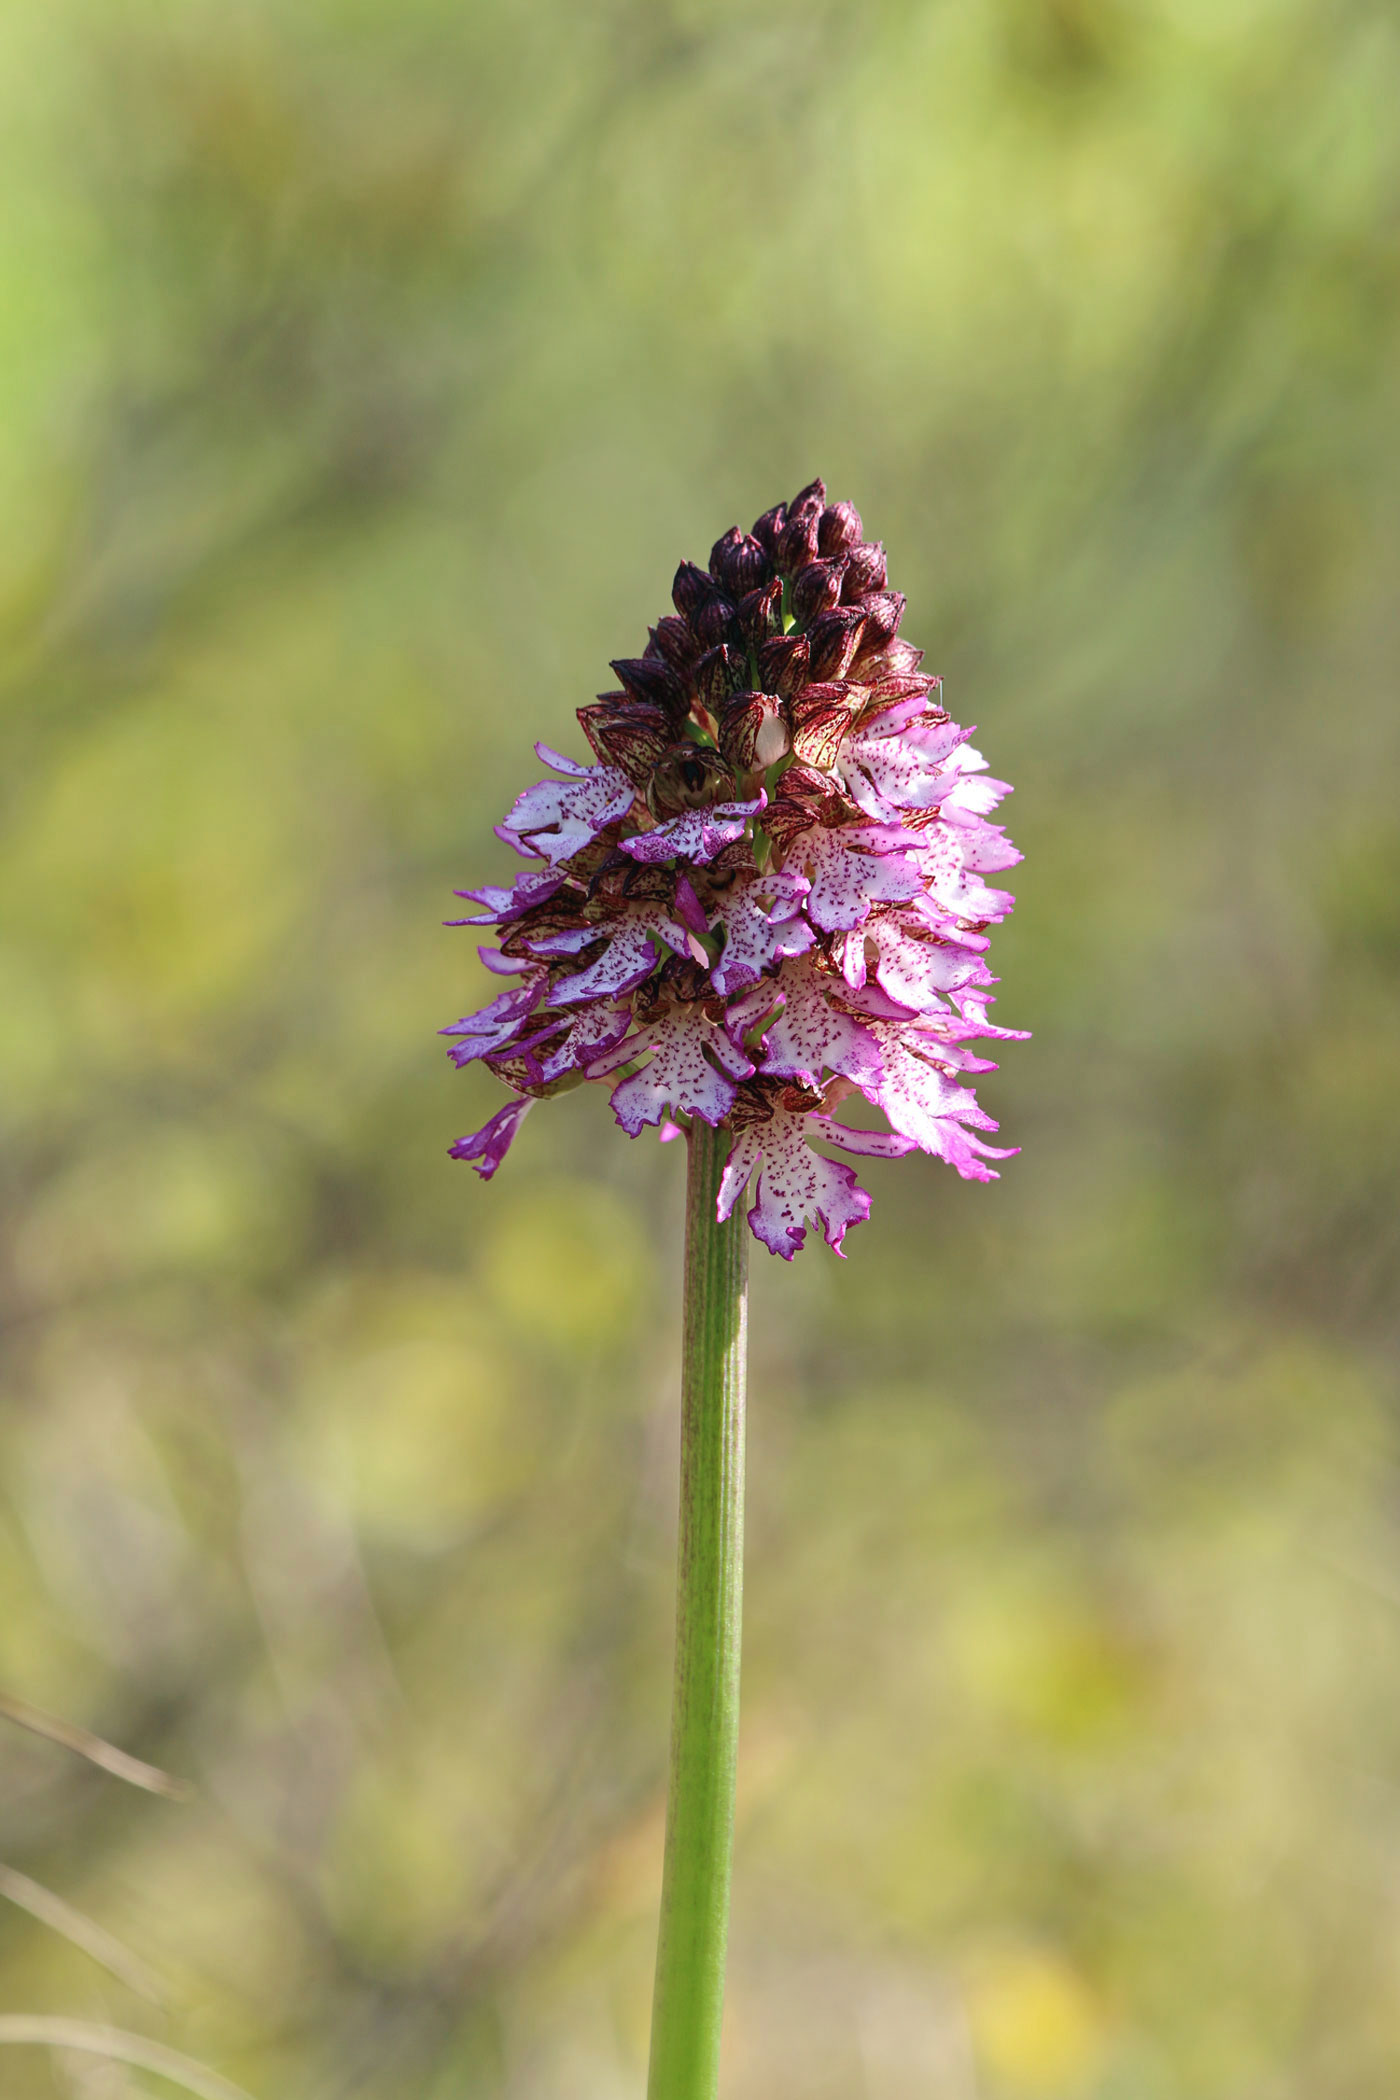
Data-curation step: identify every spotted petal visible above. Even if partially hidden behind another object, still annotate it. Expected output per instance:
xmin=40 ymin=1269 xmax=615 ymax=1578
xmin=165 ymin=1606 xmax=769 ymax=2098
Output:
xmin=838 ymin=910 xmax=990 ymax=1009
xmin=619 ymin=796 xmax=765 ymax=868
xmin=911 ymin=822 xmax=1018 ymax=925
xmin=609 ymin=1004 xmax=755 ymax=1134
xmin=707 ymin=872 xmax=815 ymax=996
xmin=716 ymin=1095 xmax=874 ymax=1259
xmin=941 ymin=767 xmax=1011 ymax=820
xmin=816 ymin=1119 xmax=918 ymax=1159
xmin=550 ymin=899 xmax=689 ymax=1005
xmin=871 ymin=1026 xmax=1016 ymax=1181
xmin=447 ymin=865 xmax=564 ymax=926
xmin=783 ymin=821 xmax=923 ymax=933
xmin=528 ymin=998 xmax=636 ymax=1084
xmin=499 ymin=754 xmax=636 ymax=865
xmin=842 ymin=714 xmax=974 ymax=820
xmin=946 ymin=811 xmax=1023 ymax=873
xmin=753 ymin=954 xmax=883 ymax=1090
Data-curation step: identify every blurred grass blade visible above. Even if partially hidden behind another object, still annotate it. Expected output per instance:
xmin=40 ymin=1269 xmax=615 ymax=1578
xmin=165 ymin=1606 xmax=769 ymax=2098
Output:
xmin=0 ymin=2020 xmax=253 ymax=2100
xmin=0 ymin=1694 xmax=192 ymax=1800
xmin=0 ymin=1864 xmax=168 ymax=2006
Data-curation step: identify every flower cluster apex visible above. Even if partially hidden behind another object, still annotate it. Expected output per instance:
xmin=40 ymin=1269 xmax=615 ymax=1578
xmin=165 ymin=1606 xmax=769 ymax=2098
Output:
xmin=444 ymin=480 xmax=1025 ymax=1256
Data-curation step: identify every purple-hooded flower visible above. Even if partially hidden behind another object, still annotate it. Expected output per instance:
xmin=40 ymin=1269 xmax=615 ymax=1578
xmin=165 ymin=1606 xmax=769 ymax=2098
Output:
xmin=735 ymin=954 xmax=884 ymax=1092
xmin=498 ymin=746 xmax=638 ymax=864
xmin=609 ymin=982 xmax=756 ymax=1135
xmin=445 ymin=478 xmax=1026 ymax=1254
xmin=617 ymin=795 xmax=765 ymax=867
xmin=546 ymin=893 xmax=694 ymax=1004
xmin=836 ymin=909 xmax=990 ymax=1007
xmin=715 ymin=1084 xmax=918 ymax=1259
xmin=703 ymin=867 xmax=815 ymax=997
xmin=448 ymin=1098 xmax=534 ymax=1179
xmin=778 ymin=815 xmax=925 ymax=934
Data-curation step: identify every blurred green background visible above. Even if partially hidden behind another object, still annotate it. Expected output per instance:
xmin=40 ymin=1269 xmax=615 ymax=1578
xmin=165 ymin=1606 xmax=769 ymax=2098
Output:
xmin=1 ymin=1 xmax=1398 ymax=2095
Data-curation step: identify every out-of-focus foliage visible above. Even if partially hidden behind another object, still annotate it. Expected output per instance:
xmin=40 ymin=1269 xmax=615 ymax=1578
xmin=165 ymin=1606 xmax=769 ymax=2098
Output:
xmin=1 ymin=0 xmax=1398 ymax=2093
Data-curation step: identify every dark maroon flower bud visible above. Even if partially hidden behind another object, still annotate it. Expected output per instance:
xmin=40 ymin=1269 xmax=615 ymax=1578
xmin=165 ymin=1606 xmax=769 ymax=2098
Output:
xmin=717 ymin=691 xmax=790 ymax=774
xmin=671 ymin=560 xmax=717 ymax=621
xmin=610 ymin=655 xmax=687 ymax=717
xmin=790 ymin=558 xmax=847 ymax=627
xmin=852 ymin=590 xmax=905 ymax=645
xmin=787 ymin=478 xmax=827 ymax=522
xmin=756 ymin=632 xmax=810 ymax=699
xmin=718 ymin=532 xmax=771 ymax=597
xmin=647 ymin=615 xmax=701 ymax=673
xmin=645 ymin=742 xmax=737 ymax=820
xmin=777 ymin=508 xmax=821 ymax=576
xmin=804 ymin=605 xmax=867 ymax=681
xmin=817 ymin=502 xmax=862 ymax=556
xmin=737 ymin=579 xmax=783 ymax=647
xmin=693 ymin=594 xmax=739 ymax=648
xmin=708 ymin=526 xmax=745 ymax=582
xmin=577 ymin=701 xmax=673 ymax=786
xmin=840 ymin=540 xmax=888 ymax=598
xmin=750 ymin=502 xmax=787 ymax=557
xmin=693 ymin=643 xmax=749 ymax=712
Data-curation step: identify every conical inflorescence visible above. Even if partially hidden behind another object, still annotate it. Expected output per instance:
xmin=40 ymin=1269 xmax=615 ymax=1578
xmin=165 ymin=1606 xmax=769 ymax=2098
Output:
xmin=444 ymin=479 xmax=1026 ymax=1256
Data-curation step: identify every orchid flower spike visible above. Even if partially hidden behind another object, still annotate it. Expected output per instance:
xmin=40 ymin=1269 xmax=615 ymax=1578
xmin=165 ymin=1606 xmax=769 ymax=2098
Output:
xmin=444 ymin=480 xmax=1026 ymax=1257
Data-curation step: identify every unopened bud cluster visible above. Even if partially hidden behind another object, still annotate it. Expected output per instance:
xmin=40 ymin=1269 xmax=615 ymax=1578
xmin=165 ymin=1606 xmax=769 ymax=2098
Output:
xmin=444 ymin=480 xmax=1024 ymax=1256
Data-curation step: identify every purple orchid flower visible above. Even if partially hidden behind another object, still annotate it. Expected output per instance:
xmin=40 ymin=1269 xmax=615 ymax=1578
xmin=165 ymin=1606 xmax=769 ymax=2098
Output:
xmin=445 ymin=478 xmax=1024 ymax=1254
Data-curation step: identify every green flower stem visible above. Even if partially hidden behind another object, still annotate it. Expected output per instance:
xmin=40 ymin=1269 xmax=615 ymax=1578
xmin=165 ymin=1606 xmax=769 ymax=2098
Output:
xmin=647 ymin=1118 xmax=749 ymax=2100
